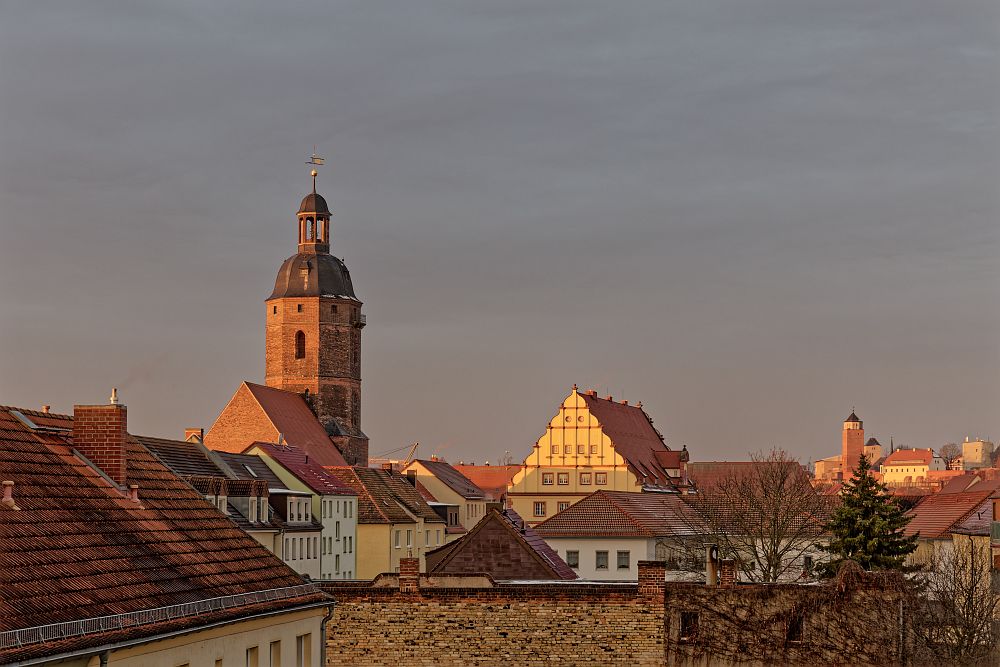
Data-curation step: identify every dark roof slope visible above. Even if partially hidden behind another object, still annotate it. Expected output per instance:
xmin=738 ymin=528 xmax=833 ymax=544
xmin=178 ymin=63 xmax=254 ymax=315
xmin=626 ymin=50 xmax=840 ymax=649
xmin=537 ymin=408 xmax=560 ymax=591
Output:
xmin=138 ymin=435 xmax=224 ymax=478
xmin=426 ymin=508 xmax=576 ymax=580
xmin=0 ymin=406 xmax=326 ymax=662
xmin=412 ymin=459 xmax=484 ymax=499
xmin=578 ymin=392 xmax=679 ymax=487
xmin=217 ymin=451 xmax=289 ymax=489
xmin=534 ymin=490 xmax=703 ymax=538
xmin=325 ymin=467 xmax=443 ymax=525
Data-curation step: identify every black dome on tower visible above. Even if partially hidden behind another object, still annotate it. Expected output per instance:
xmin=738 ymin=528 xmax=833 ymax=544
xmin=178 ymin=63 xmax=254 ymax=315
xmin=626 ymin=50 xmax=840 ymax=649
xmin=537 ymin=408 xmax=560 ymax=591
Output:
xmin=268 ymin=253 xmax=357 ymax=300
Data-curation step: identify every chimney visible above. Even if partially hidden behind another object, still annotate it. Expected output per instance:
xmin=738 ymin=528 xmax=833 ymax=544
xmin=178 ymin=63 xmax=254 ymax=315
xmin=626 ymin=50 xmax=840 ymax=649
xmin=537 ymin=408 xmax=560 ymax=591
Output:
xmin=128 ymin=484 xmax=140 ymax=503
xmin=1 ymin=481 xmax=19 ymax=510
xmin=606 ymin=395 xmax=613 ymax=401
xmin=399 ymin=557 xmax=420 ymax=594
xmin=720 ymin=559 xmax=738 ymax=587
xmin=184 ymin=428 xmax=204 ymax=443
xmin=621 ymin=400 xmax=628 ymax=406
xmin=73 ymin=389 xmax=128 ymax=487
xmin=587 ymin=390 xmax=597 ymax=397
xmin=41 ymin=405 xmax=51 ymax=414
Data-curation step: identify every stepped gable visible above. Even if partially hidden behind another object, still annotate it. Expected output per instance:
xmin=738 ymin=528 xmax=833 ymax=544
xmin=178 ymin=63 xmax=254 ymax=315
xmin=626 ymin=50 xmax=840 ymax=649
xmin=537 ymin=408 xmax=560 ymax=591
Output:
xmin=0 ymin=405 xmax=326 ymax=663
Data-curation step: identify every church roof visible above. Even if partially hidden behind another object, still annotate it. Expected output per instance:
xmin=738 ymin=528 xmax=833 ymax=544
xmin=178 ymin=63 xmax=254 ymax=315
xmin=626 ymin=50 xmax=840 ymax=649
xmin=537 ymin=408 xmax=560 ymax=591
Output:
xmin=268 ymin=252 xmax=357 ymax=300
xmin=845 ymin=411 xmax=862 ymax=423
xmin=298 ymin=191 xmax=329 ymax=215
xmin=242 ymin=382 xmax=348 ymax=467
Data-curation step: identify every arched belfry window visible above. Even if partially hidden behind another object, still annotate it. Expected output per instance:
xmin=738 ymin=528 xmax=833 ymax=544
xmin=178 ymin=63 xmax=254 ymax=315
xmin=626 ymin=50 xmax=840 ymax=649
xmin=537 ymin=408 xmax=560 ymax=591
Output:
xmin=295 ymin=331 xmax=306 ymax=359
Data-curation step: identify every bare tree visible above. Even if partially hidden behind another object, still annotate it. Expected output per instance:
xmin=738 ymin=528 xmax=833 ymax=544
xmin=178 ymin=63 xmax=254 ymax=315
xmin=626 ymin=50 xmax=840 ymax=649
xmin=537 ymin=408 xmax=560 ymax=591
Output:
xmin=939 ymin=443 xmax=962 ymax=469
xmin=680 ymin=448 xmax=834 ymax=583
xmin=910 ymin=534 xmax=1000 ymax=665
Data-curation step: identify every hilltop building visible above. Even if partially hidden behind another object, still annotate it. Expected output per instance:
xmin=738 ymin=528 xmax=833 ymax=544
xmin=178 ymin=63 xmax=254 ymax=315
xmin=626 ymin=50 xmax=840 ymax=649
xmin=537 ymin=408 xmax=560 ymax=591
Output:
xmin=507 ymin=387 xmax=688 ymax=525
xmin=206 ymin=176 xmax=368 ymax=466
xmin=962 ymin=437 xmax=995 ymax=470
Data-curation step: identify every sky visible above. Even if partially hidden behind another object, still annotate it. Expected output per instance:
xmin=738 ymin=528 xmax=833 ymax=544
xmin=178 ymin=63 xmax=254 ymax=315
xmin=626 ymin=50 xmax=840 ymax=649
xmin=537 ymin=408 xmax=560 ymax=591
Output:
xmin=1 ymin=1 xmax=998 ymax=465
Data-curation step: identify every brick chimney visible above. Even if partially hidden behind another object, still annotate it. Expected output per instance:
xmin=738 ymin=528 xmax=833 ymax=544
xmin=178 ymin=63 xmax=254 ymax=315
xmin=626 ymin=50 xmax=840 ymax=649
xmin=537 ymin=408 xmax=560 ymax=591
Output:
xmin=399 ymin=557 xmax=420 ymax=594
xmin=719 ymin=559 xmax=738 ymax=587
xmin=73 ymin=389 xmax=128 ymax=486
xmin=637 ymin=560 xmax=666 ymax=600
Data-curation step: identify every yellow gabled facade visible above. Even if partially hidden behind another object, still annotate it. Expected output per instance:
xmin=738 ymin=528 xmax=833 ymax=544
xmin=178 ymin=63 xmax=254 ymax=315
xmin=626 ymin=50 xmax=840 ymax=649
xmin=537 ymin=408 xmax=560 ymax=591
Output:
xmin=508 ymin=389 xmax=644 ymax=525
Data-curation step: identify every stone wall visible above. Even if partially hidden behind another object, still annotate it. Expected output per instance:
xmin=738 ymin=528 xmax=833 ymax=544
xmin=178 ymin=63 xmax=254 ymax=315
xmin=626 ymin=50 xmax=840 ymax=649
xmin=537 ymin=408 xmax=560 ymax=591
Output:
xmin=321 ymin=560 xmax=907 ymax=666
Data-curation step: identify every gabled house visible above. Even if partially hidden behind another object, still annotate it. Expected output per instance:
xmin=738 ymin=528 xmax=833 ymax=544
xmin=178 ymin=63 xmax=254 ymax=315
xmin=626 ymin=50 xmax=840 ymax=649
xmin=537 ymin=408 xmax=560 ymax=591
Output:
xmin=0 ymin=399 xmax=329 ymax=666
xmin=325 ymin=466 xmax=446 ymax=579
xmin=425 ymin=508 xmax=576 ymax=580
xmin=508 ymin=386 xmax=689 ymax=525
xmin=205 ymin=381 xmax=349 ymax=466
xmin=904 ymin=489 xmax=996 ymax=566
xmin=403 ymin=458 xmax=487 ymax=537
xmin=452 ymin=463 xmax=522 ymax=507
xmin=880 ymin=448 xmax=945 ymax=488
xmin=247 ymin=442 xmax=359 ymax=580
xmin=534 ymin=490 xmax=703 ymax=580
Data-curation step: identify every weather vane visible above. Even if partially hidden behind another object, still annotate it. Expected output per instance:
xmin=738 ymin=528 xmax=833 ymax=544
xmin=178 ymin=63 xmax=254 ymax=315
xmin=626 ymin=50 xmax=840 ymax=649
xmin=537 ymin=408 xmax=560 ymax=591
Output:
xmin=306 ymin=146 xmax=325 ymax=191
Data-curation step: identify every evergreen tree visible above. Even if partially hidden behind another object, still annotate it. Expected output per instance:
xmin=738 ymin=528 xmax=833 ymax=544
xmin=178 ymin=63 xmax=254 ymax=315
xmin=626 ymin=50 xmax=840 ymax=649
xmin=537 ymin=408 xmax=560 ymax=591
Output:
xmin=819 ymin=454 xmax=918 ymax=576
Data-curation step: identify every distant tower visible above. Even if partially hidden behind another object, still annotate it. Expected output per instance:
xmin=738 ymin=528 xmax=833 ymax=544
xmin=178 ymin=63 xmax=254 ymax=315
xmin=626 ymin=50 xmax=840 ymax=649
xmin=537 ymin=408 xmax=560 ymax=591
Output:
xmin=264 ymin=171 xmax=368 ymax=465
xmin=841 ymin=411 xmax=864 ymax=478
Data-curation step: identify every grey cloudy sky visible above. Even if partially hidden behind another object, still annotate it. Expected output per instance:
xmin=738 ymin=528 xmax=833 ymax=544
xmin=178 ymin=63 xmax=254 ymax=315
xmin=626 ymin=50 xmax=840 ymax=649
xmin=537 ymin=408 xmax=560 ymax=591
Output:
xmin=1 ymin=1 xmax=997 ymax=464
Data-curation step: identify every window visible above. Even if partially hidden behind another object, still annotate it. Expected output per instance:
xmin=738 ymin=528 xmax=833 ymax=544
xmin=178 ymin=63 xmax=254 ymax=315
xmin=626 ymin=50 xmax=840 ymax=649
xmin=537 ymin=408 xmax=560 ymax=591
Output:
xmin=557 ymin=473 xmax=569 ymax=485
xmin=679 ymin=611 xmax=699 ymax=643
xmin=335 ymin=554 xmax=340 ymax=572
xmin=272 ymin=306 xmax=277 ymax=314
xmin=296 ymin=304 xmax=303 ymax=313
xmin=306 ymin=538 xmax=311 ymax=559
xmin=331 ymin=304 xmax=338 ymax=313
xmin=577 ymin=444 xmax=585 ymax=454
xmin=803 ymin=555 xmax=813 ymax=574
xmin=786 ymin=612 xmax=804 ymax=644
xmin=246 ymin=646 xmax=259 ymax=667
xmin=295 ymin=331 xmax=306 ymax=359
xmin=425 ymin=530 xmax=430 ymax=546
xmin=533 ymin=502 xmax=546 ymax=517
xmin=617 ymin=550 xmax=631 ymax=569
xmin=284 ymin=538 xmax=290 ymax=558
xmin=542 ymin=473 xmax=554 ymax=485
xmin=550 ymin=445 xmax=558 ymax=455
xmin=436 ymin=530 xmax=441 ymax=545
xmin=336 ymin=521 xmax=340 ymax=539
xmin=596 ymin=551 xmax=609 ymax=569
xmin=406 ymin=529 xmax=412 ymax=548
xmin=249 ymin=498 xmax=258 ymax=523
xmin=557 ymin=501 xmax=570 ymax=512
xmin=580 ymin=472 xmax=592 ymax=485
xmin=590 ymin=444 xmax=598 ymax=454
xmin=291 ymin=539 xmax=297 ymax=560
xmin=348 ymin=536 xmax=352 ymax=553
xmin=270 ymin=640 xmax=281 ymax=667
xmin=566 ymin=550 xmax=579 ymax=568
xmin=563 ymin=445 xmax=571 ymax=454
xmin=595 ymin=472 xmax=608 ymax=485
xmin=394 ymin=530 xmax=401 ymax=548
xmin=296 ymin=633 xmax=312 ymax=667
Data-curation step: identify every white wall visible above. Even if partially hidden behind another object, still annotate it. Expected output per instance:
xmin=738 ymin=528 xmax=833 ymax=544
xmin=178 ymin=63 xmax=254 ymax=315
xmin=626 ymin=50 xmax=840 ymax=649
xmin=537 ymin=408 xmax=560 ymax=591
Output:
xmin=320 ymin=494 xmax=358 ymax=579
xmin=544 ymin=537 xmax=652 ymax=580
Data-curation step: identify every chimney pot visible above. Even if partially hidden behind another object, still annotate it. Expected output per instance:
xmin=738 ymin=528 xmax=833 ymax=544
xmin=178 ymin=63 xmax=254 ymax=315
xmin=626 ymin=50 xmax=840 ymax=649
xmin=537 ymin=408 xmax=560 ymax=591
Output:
xmin=41 ymin=405 xmax=50 ymax=414
xmin=109 ymin=387 xmax=120 ymax=405
xmin=622 ymin=400 xmax=628 ymax=406
xmin=2 ymin=480 xmax=19 ymax=510
xmin=606 ymin=395 xmax=613 ymax=402
xmin=128 ymin=484 xmax=140 ymax=503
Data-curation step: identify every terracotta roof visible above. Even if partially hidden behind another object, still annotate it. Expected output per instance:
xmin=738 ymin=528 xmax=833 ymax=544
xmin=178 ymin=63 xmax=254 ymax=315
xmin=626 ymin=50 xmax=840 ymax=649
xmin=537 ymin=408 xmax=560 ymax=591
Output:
xmin=252 ymin=443 xmax=356 ymax=496
xmin=578 ymin=392 xmax=680 ymax=487
xmin=242 ymin=382 xmax=348 ymax=466
xmin=409 ymin=459 xmax=484 ymax=499
xmin=534 ymin=490 xmax=702 ymax=538
xmin=0 ymin=405 xmax=326 ymax=662
xmin=687 ymin=461 xmax=810 ymax=491
xmin=451 ymin=465 xmax=521 ymax=500
xmin=325 ymin=467 xmax=443 ymax=525
xmin=882 ymin=449 xmax=933 ymax=467
xmin=426 ymin=508 xmax=576 ymax=580
xmin=904 ymin=490 xmax=995 ymax=538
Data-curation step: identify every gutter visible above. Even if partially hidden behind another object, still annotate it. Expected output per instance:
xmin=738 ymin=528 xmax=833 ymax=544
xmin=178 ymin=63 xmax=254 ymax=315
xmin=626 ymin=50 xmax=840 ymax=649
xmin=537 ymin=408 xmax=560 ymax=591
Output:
xmin=9 ymin=600 xmax=332 ymax=667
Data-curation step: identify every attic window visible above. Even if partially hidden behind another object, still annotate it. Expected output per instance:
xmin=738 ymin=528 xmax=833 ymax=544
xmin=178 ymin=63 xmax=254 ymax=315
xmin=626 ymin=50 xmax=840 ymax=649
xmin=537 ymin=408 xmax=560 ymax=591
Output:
xmin=243 ymin=465 xmax=258 ymax=478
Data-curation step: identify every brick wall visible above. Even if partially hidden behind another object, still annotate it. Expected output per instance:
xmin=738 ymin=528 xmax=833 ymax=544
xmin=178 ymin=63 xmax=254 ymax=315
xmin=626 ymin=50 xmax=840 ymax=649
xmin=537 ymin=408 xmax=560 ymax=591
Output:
xmin=320 ymin=562 xmax=907 ymax=666
xmin=72 ymin=404 xmax=128 ymax=485
xmin=203 ymin=384 xmax=279 ymax=454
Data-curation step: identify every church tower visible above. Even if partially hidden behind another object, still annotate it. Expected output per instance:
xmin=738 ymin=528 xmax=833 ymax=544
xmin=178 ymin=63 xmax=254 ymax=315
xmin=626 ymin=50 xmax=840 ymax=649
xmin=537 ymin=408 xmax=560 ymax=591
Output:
xmin=841 ymin=411 xmax=864 ymax=479
xmin=264 ymin=170 xmax=368 ymax=465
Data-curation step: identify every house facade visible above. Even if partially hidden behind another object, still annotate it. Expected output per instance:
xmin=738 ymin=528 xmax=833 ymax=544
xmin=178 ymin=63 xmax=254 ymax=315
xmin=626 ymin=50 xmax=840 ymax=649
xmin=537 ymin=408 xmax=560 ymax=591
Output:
xmin=507 ymin=387 xmax=688 ymax=525
xmin=402 ymin=458 xmax=487 ymax=537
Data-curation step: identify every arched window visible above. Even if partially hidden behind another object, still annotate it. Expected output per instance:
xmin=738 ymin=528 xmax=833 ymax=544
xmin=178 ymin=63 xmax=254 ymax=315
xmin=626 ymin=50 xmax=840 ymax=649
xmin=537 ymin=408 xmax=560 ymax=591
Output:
xmin=295 ymin=330 xmax=306 ymax=359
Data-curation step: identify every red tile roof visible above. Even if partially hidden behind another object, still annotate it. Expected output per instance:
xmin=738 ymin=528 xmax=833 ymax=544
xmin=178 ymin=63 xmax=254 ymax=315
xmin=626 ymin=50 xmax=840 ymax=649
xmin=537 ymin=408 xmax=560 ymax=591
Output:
xmin=579 ymin=393 xmax=682 ymax=487
xmin=0 ymin=405 xmax=327 ymax=663
xmin=426 ymin=508 xmax=577 ymax=580
xmin=252 ymin=442 xmax=356 ymax=496
xmin=688 ymin=461 xmax=810 ymax=491
xmin=452 ymin=464 xmax=522 ymax=500
xmin=533 ymin=490 xmax=702 ymax=538
xmin=904 ymin=490 xmax=995 ymax=538
xmin=243 ymin=382 xmax=348 ymax=467
xmin=409 ymin=459 xmax=485 ymax=499
xmin=325 ymin=467 xmax=444 ymax=526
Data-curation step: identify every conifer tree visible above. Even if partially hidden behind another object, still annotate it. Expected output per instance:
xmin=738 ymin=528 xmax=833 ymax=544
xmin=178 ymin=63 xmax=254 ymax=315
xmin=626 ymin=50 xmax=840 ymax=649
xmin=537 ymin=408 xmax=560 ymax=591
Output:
xmin=819 ymin=454 xmax=918 ymax=576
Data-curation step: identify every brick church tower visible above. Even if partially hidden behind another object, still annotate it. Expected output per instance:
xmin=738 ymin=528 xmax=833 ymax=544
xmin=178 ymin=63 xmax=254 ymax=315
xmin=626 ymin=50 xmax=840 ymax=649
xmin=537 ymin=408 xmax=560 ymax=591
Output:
xmin=264 ymin=171 xmax=368 ymax=465
xmin=841 ymin=410 xmax=864 ymax=479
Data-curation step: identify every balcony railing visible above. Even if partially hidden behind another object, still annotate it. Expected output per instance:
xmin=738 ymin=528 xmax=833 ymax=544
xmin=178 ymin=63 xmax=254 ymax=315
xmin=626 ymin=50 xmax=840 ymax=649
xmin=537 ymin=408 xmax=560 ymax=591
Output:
xmin=0 ymin=584 xmax=320 ymax=650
